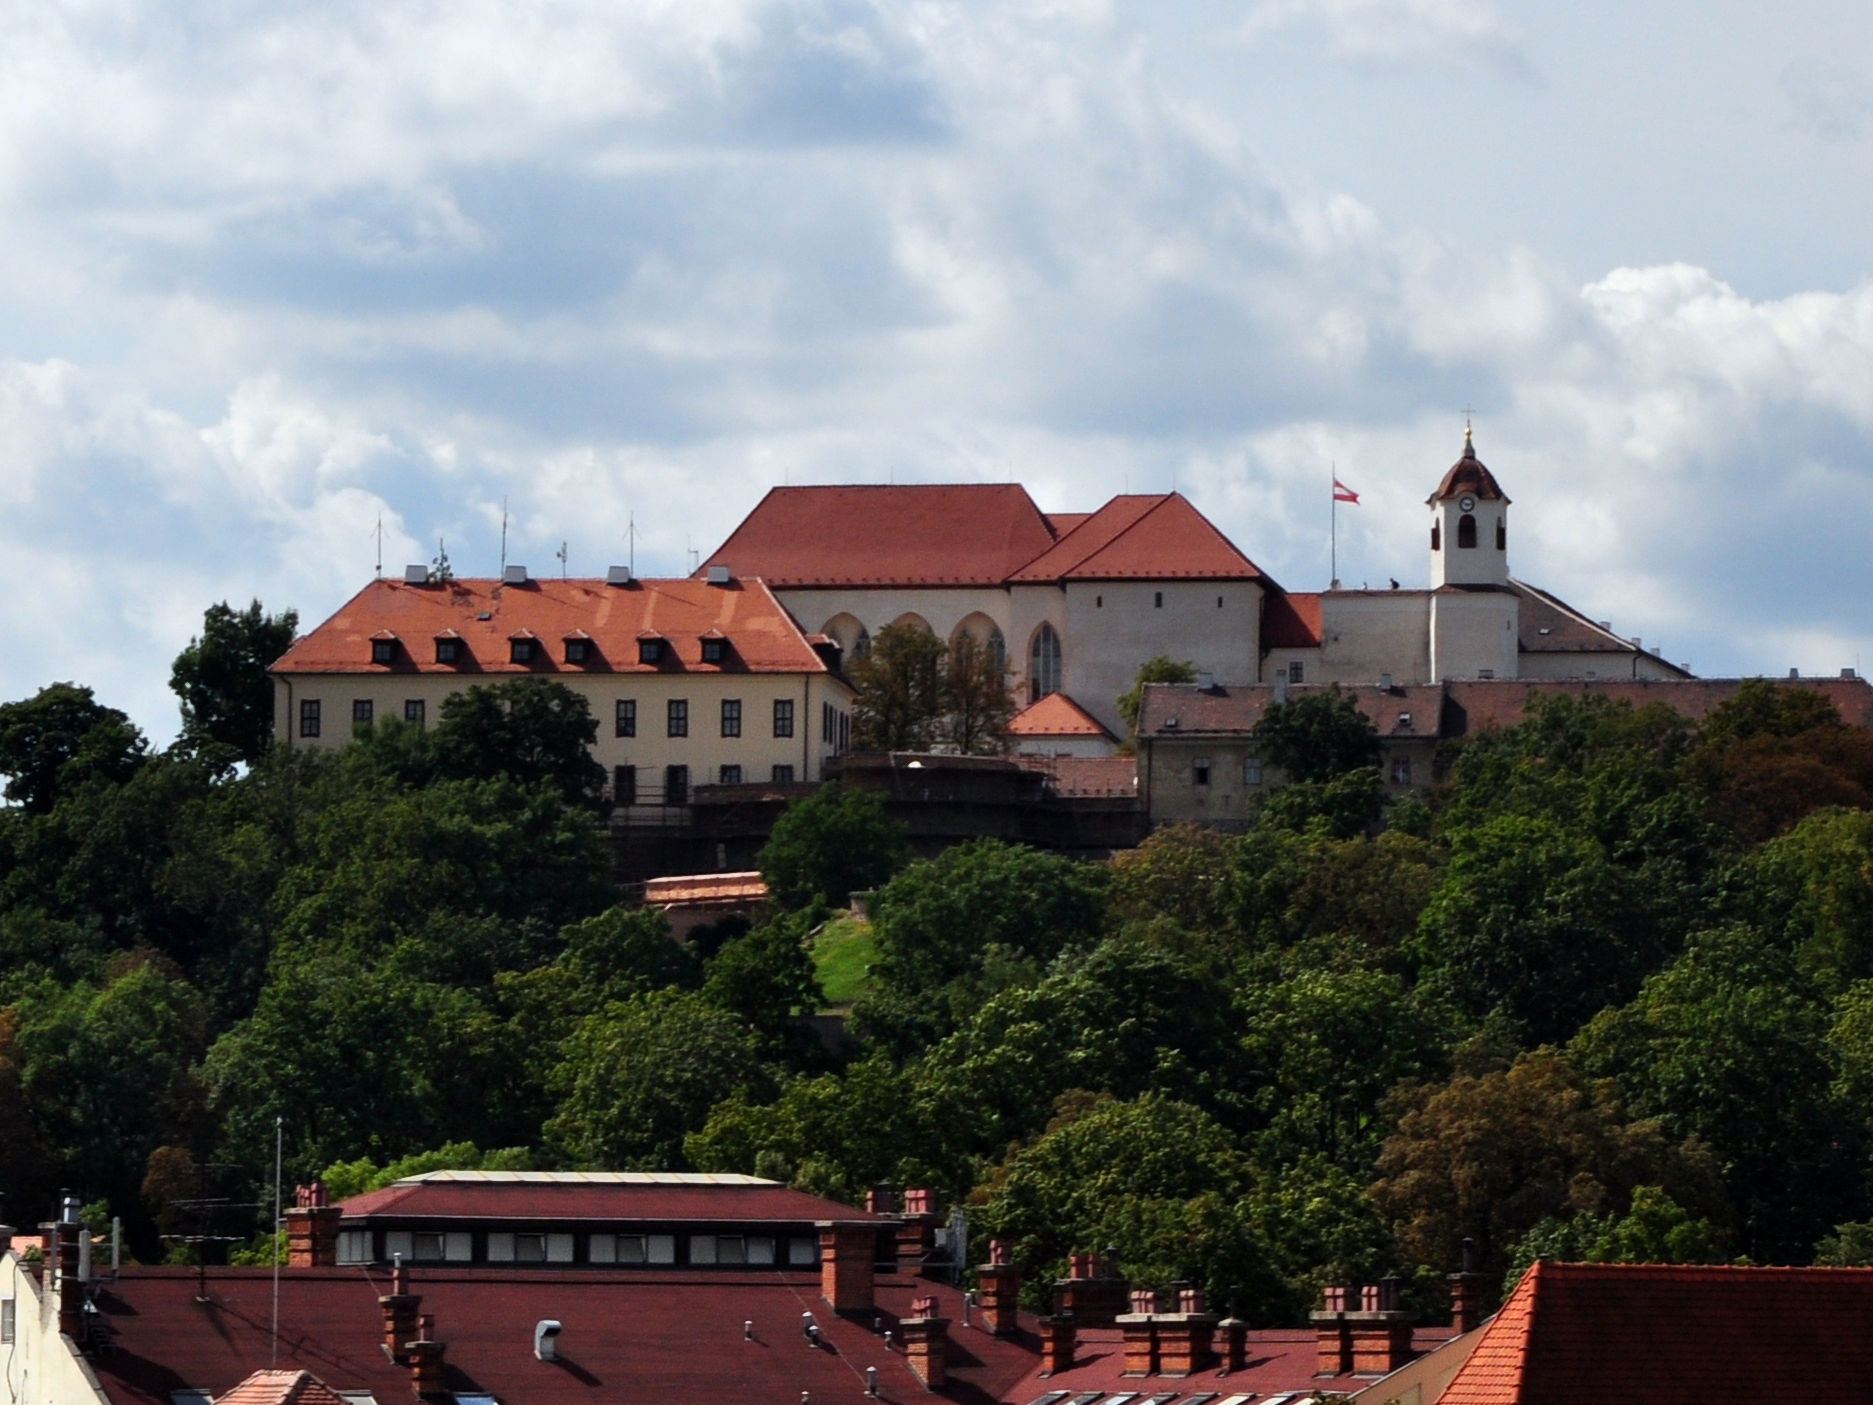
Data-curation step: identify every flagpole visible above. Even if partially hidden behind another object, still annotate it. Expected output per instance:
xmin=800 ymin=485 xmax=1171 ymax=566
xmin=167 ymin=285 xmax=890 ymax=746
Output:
xmin=1330 ymin=460 xmax=1338 ymax=588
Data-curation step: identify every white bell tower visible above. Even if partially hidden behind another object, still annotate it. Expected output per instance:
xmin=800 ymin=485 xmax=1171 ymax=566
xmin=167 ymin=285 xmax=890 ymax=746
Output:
xmin=1428 ymin=427 xmax=1510 ymax=589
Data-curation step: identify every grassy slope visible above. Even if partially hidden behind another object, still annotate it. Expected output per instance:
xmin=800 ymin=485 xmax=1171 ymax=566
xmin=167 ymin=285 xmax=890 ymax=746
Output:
xmin=811 ymin=915 xmax=878 ymax=1008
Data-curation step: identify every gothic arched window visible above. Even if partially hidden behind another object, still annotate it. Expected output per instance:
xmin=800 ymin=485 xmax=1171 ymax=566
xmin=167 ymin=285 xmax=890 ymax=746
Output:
xmin=1431 ymin=521 xmax=1441 ymax=551
xmin=1029 ymin=623 xmax=1062 ymax=703
xmin=1496 ymin=519 xmax=1506 ymax=550
xmin=1457 ymin=513 xmax=1478 ymax=549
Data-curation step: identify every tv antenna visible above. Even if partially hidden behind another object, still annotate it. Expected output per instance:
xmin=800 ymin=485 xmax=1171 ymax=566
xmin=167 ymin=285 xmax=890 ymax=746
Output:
xmin=432 ymin=537 xmax=453 ymax=583
xmin=625 ymin=512 xmax=639 ymax=575
xmin=555 ymin=540 xmax=569 ymax=578
xmin=373 ymin=513 xmax=384 ymax=579
xmin=500 ymin=496 xmax=509 ymax=575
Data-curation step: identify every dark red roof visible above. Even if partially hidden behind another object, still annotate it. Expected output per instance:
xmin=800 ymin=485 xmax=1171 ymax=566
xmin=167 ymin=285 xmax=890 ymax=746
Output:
xmin=90 ymin=1268 xmax=1035 ymax=1405
xmin=1262 ymin=591 xmax=1322 ymax=648
xmin=699 ymin=485 xmax=1060 ymax=587
xmin=338 ymin=1176 xmax=879 ymax=1225
xmin=1013 ymin=753 xmax=1138 ymax=796
xmin=1008 ymin=494 xmax=1266 ymax=583
xmin=273 ymin=578 xmax=829 ymax=676
xmin=1439 ymin=1260 xmax=1873 ymax=1404
xmin=1428 ymin=432 xmax=1510 ymax=505
xmin=1138 ymin=682 xmax=1448 ymax=740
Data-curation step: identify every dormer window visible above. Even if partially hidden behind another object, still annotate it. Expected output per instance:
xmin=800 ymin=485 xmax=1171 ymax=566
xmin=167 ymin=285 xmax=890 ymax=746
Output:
xmin=509 ymin=633 xmax=539 ymax=664
xmin=564 ymin=633 xmax=593 ymax=664
xmin=434 ymin=632 xmax=463 ymax=664
xmin=700 ymin=632 xmax=729 ymax=664
xmin=638 ymin=635 xmax=664 ymax=665
xmin=370 ymin=632 xmax=398 ymax=665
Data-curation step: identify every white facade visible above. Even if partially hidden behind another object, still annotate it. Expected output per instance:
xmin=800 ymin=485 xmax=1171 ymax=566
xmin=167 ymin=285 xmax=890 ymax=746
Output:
xmin=0 ymin=1251 xmax=110 ymax=1405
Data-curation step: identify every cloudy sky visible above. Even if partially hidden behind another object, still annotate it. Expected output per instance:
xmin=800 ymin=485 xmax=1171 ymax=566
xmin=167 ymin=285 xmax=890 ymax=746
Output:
xmin=7 ymin=0 xmax=1873 ymax=739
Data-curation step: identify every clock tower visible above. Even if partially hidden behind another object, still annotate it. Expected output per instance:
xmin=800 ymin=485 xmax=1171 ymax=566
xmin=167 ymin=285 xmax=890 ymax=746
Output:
xmin=1429 ymin=427 xmax=1511 ymax=588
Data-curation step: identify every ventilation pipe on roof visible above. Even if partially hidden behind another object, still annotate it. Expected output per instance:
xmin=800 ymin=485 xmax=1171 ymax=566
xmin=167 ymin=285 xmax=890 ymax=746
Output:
xmin=534 ymin=1319 xmax=562 ymax=1361
xmin=1379 ymin=673 xmax=1393 ymax=692
xmin=1196 ymin=672 xmax=1214 ymax=691
xmin=866 ymin=1366 xmax=879 ymax=1397
xmin=707 ymin=564 xmax=733 ymax=585
xmin=403 ymin=565 xmax=429 ymax=585
xmin=607 ymin=565 xmax=634 ymax=586
xmin=504 ymin=564 xmax=530 ymax=585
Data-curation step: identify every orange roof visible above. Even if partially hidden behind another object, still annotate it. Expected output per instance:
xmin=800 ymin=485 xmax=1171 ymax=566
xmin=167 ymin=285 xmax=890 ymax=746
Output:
xmin=1429 ymin=432 xmax=1511 ymax=505
xmin=1009 ymin=493 xmax=1267 ymax=582
xmin=1044 ymin=511 xmax=1092 ymax=535
xmin=1006 ymin=692 xmax=1114 ymax=738
xmin=699 ymin=484 xmax=1059 ymax=587
xmin=1439 ymin=1260 xmax=1873 ymax=1404
xmin=644 ymin=872 xmax=769 ymax=907
xmin=1263 ymin=590 xmax=1323 ymax=648
xmin=272 ymin=577 xmax=830 ymax=677
xmin=215 ymin=1370 xmax=351 ymax=1405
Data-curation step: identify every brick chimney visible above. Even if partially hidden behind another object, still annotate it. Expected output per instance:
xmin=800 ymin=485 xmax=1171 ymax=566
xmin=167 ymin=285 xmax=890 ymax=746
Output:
xmin=406 ymin=1312 xmax=447 ymax=1398
xmin=1312 ymin=1285 xmax=1353 ymax=1376
xmin=1449 ymin=1237 xmax=1489 ymax=1333
xmin=1039 ymin=1313 xmax=1076 ymax=1375
xmin=1053 ymin=1247 xmax=1129 ymax=1327
xmin=45 ymin=1198 xmax=84 ymax=1341
xmin=866 ymin=1186 xmax=897 ymax=1215
xmin=1347 ymin=1279 xmax=1417 ymax=1376
xmin=819 ymin=1222 xmax=876 ymax=1313
xmin=380 ymin=1260 xmax=422 ymax=1364
xmin=1154 ymin=1285 xmax=1217 ymax=1377
xmin=1118 ymin=1289 xmax=1161 ymax=1376
xmin=976 ymin=1238 xmax=1022 ymax=1337
xmin=900 ymin=1295 xmax=950 ymax=1390
xmin=897 ymin=1188 xmax=942 ymax=1272
xmin=1217 ymin=1314 xmax=1248 ymax=1375
xmin=285 ymin=1179 xmax=344 ymax=1268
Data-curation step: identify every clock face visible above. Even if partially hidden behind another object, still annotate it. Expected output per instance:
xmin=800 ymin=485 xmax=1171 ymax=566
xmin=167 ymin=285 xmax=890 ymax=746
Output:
xmin=1458 ymin=494 xmax=1476 ymax=512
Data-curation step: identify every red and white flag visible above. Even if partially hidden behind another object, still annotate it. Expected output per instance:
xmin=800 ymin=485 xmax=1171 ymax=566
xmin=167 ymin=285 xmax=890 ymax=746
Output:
xmin=1333 ymin=477 xmax=1360 ymax=504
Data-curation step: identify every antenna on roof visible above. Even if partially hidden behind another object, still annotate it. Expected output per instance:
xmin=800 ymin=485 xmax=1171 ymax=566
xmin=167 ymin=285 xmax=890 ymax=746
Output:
xmin=500 ymin=496 xmax=509 ymax=576
xmin=556 ymin=541 xmax=568 ymax=578
xmin=687 ymin=534 xmax=699 ymax=576
xmin=271 ymin=1116 xmax=282 ymax=1366
xmin=432 ymin=538 xmax=453 ymax=583
xmin=626 ymin=512 xmax=638 ymax=576
xmin=374 ymin=513 xmax=383 ymax=580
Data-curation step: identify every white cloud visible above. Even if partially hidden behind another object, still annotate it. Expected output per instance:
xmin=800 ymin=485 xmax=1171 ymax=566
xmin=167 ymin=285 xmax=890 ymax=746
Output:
xmin=1235 ymin=0 xmax=1529 ymax=73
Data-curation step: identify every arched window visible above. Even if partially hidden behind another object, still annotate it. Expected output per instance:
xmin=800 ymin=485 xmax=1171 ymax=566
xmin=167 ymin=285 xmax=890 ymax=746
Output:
xmin=1029 ymin=623 xmax=1062 ymax=703
xmin=852 ymin=627 xmax=871 ymax=661
xmin=1431 ymin=521 xmax=1441 ymax=551
xmin=1457 ymin=513 xmax=1477 ymax=549
xmin=985 ymin=625 xmax=1006 ymax=672
xmin=1496 ymin=519 xmax=1506 ymax=550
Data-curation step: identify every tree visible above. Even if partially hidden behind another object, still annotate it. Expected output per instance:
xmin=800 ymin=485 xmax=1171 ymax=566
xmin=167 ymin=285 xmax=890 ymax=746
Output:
xmin=1117 ymin=656 xmax=1197 ymax=736
xmin=943 ymin=631 xmax=1016 ymax=755
xmin=1251 ymin=687 xmax=1380 ymax=784
xmin=849 ymin=622 xmax=946 ymax=752
xmin=432 ymin=678 xmax=607 ymax=809
xmin=700 ymin=908 xmax=827 ymax=1065
xmin=0 ymin=683 xmax=146 ymax=813
xmin=1500 ymin=1185 xmax=1727 ymax=1290
xmin=171 ymin=600 xmax=299 ymax=764
xmin=757 ymin=785 xmax=908 ymax=910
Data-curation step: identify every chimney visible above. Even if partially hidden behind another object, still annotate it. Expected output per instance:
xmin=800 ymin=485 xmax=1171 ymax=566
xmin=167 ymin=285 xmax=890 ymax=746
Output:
xmin=1347 ymin=1278 xmax=1417 ymax=1376
xmin=46 ymin=1198 xmax=84 ymax=1340
xmin=976 ymin=1238 xmax=1021 ymax=1337
xmin=1313 ymin=1285 xmax=1353 ymax=1376
xmin=819 ymin=1222 xmax=876 ymax=1313
xmin=1218 ymin=1314 xmax=1248 ymax=1375
xmin=1053 ymin=1247 xmax=1129 ymax=1327
xmin=285 ymin=1179 xmax=343 ymax=1267
xmin=1118 ymin=1290 xmax=1161 ymax=1375
xmin=1154 ymin=1284 xmax=1217 ymax=1377
xmin=407 ymin=1316 xmax=448 ymax=1398
xmin=1449 ymin=1240 xmax=1489 ymax=1334
xmin=1039 ymin=1313 xmax=1076 ymax=1375
xmin=381 ymin=1259 xmax=422 ymax=1364
xmin=896 ymin=1189 xmax=942 ymax=1272
xmin=900 ymin=1295 xmax=949 ymax=1390
xmin=866 ymin=1186 xmax=897 ymax=1216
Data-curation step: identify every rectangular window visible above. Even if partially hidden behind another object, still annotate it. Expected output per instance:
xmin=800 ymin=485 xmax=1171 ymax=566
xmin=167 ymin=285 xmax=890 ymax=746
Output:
xmin=638 ymin=638 xmax=662 ymax=664
xmin=1155 ymin=591 xmax=1163 ymax=608
xmin=839 ymin=711 xmax=849 ymax=753
xmin=299 ymin=699 xmax=321 ymax=738
xmin=701 ymin=637 xmax=727 ymax=663
xmin=648 ymin=1234 xmax=676 ymax=1264
xmin=745 ymin=1236 xmax=776 ymax=1265
xmin=486 ymin=1232 xmax=516 ymax=1262
xmin=613 ymin=765 xmax=637 ymax=805
xmin=719 ymin=765 xmax=742 ymax=785
xmin=721 ymin=699 xmax=742 ymax=738
xmin=668 ymin=699 xmax=688 ymax=738
xmin=404 ymin=698 xmax=425 ymax=726
xmin=371 ymin=638 xmax=396 ymax=664
xmin=822 ymin=701 xmax=833 ymax=743
xmin=384 ymin=1230 xmax=412 ymax=1261
xmin=510 ymin=638 xmax=536 ymax=664
xmin=547 ymin=1233 xmax=573 ymax=1263
xmin=435 ymin=637 xmax=460 ymax=663
xmin=590 ymin=1233 xmax=657 ymax=1265
xmin=565 ymin=637 xmax=591 ymax=663
xmin=336 ymin=1229 xmax=370 ymax=1264
xmin=772 ymin=764 xmax=795 ymax=784
xmin=1243 ymin=757 xmax=1262 ymax=786
xmin=690 ymin=1234 xmax=719 ymax=1265
xmin=1193 ymin=757 xmax=1211 ymax=786
xmin=412 ymin=1232 xmax=446 ymax=1261
xmin=665 ymin=765 xmax=689 ymax=805
xmin=2 ymin=1297 xmax=14 ymax=1344
xmin=787 ymin=1236 xmax=819 ymax=1266
xmin=616 ymin=699 xmax=636 ymax=738
xmin=1391 ymin=758 xmax=1414 ymax=785
xmin=352 ymin=699 xmax=373 ymax=731
xmin=1288 ymin=661 xmax=1304 ymax=684
xmin=773 ymin=698 xmax=794 ymax=737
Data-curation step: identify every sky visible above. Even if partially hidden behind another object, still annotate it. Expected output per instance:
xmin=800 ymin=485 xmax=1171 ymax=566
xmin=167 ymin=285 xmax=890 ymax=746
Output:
xmin=6 ymin=0 xmax=1873 ymax=741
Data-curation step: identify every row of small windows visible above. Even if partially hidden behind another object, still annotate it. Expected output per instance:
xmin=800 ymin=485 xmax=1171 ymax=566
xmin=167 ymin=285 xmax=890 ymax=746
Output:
xmin=1187 ymin=756 xmax=1412 ymax=786
xmin=372 ymin=633 xmax=738 ymax=668
xmin=1431 ymin=515 xmax=1507 ymax=551
xmin=610 ymin=763 xmax=797 ymax=804
xmin=613 ymin=698 xmax=795 ymax=739
xmin=335 ymin=1227 xmax=818 ymax=1268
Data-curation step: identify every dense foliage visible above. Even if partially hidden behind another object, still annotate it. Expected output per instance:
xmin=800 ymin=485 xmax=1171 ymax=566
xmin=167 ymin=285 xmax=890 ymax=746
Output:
xmin=8 ymin=623 xmax=1873 ymax=1321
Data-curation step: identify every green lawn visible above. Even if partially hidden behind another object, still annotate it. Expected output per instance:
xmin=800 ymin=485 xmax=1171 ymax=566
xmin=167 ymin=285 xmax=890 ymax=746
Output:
xmin=811 ymin=915 xmax=879 ymax=1008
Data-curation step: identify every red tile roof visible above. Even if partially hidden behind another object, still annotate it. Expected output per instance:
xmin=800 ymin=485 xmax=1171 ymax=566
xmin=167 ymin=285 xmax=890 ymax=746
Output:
xmin=1262 ymin=591 xmax=1323 ymax=648
xmin=90 ymin=1268 xmax=1035 ymax=1405
xmin=338 ymin=1174 xmax=879 ymax=1225
xmin=1014 ymin=753 xmax=1138 ymax=796
xmin=272 ymin=577 xmax=829 ymax=677
xmin=1437 ymin=1260 xmax=1873 ymax=1404
xmin=699 ymin=484 xmax=1061 ymax=587
xmin=1006 ymin=693 xmax=1114 ymax=738
xmin=215 ymin=1370 xmax=352 ymax=1405
xmin=1009 ymin=494 xmax=1267 ymax=583
xmin=1138 ymin=682 xmax=1448 ymax=740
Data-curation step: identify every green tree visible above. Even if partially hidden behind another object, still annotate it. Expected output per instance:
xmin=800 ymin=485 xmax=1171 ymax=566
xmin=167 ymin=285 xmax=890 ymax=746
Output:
xmin=0 ymin=683 xmax=146 ymax=814
xmin=1500 ymin=1185 xmax=1727 ymax=1290
xmin=171 ymin=600 xmax=300 ymax=764
xmin=432 ymin=678 xmax=607 ymax=809
xmin=1251 ymin=687 xmax=1380 ymax=784
xmin=700 ymin=908 xmax=827 ymax=1066
xmin=757 ymin=785 xmax=908 ymax=910
xmin=1117 ymin=656 xmax=1197 ymax=736
xmin=943 ymin=631 xmax=1015 ymax=755
xmin=849 ymin=622 xmax=946 ymax=751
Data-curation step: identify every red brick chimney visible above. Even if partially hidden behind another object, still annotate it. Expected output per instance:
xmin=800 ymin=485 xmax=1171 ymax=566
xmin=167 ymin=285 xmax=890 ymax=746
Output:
xmin=1347 ymin=1279 xmax=1417 ymax=1376
xmin=1217 ymin=1314 xmax=1248 ymax=1375
xmin=1119 ymin=1289 xmax=1161 ymax=1376
xmin=866 ymin=1186 xmax=897 ymax=1215
xmin=896 ymin=1189 xmax=942 ymax=1272
xmin=1039 ymin=1314 xmax=1076 ymax=1375
xmin=407 ymin=1314 xmax=448 ymax=1399
xmin=1313 ymin=1285 xmax=1353 ymax=1376
xmin=900 ymin=1295 xmax=950 ymax=1390
xmin=1154 ymin=1285 xmax=1217 ymax=1377
xmin=1053 ymin=1247 xmax=1129 ymax=1327
xmin=976 ymin=1238 xmax=1022 ymax=1337
xmin=285 ymin=1179 xmax=344 ymax=1268
xmin=1449 ymin=1238 xmax=1489 ymax=1333
xmin=819 ymin=1222 xmax=876 ymax=1313
xmin=381 ymin=1261 xmax=422 ymax=1364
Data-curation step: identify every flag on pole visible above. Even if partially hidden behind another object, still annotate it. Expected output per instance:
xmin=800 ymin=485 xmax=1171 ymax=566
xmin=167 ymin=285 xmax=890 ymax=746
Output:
xmin=1333 ymin=477 xmax=1360 ymax=504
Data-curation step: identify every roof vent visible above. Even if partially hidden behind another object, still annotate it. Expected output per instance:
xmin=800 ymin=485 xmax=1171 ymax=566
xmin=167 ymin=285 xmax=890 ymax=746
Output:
xmin=707 ymin=564 xmax=733 ymax=586
xmin=1196 ymin=672 xmax=1215 ymax=691
xmin=1790 ymin=667 xmax=1801 ymax=679
xmin=403 ymin=564 xmax=429 ymax=585
xmin=1162 ymin=717 xmax=1178 ymax=730
xmin=1844 ymin=668 xmax=1858 ymax=680
xmin=534 ymin=1319 xmax=562 ymax=1361
xmin=607 ymin=565 xmax=634 ymax=586
xmin=1379 ymin=673 xmax=1393 ymax=692
xmin=504 ymin=565 xmax=530 ymax=585
xmin=1598 ymin=621 xmax=1612 ymax=631
xmin=1399 ymin=711 xmax=1412 ymax=728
